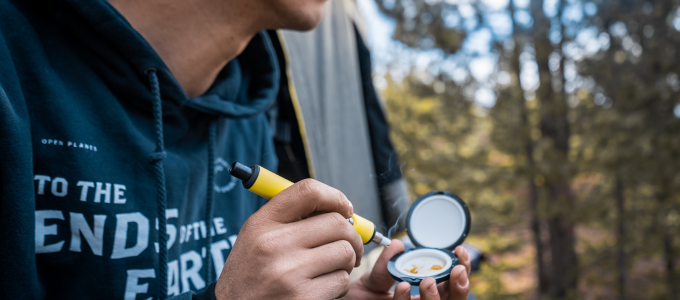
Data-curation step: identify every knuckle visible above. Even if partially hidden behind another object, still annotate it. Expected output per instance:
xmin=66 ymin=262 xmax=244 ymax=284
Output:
xmin=336 ymin=240 xmax=355 ymax=262
xmin=457 ymin=284 xmax=471 ymax=296
xmin=277 ymin=279 xmax=296 ymax=296
xmin=270 ymin=264 xmax=296 ymax=292
xmin=326 ymin=214 xmax=362 ymax=258
xmin=328 ymin=214 xmax=359 ymax=248
xmin=329 ymin=188 xmax=350 ymax=214
xmin=245 ymin=210 xmax=271 ymax=229
xmin=340 ymin=271 xmax=350 ymax=287
xmin=353 ymin=233 xmax=364 ymax=257
xmin=296 ymin=179 xmax=321 ymax=198
xmin=342 ymin=218 xmax=357 ymax=237
xmin=253 ymin=232 xmax=278 ymax=256
xmin=268 ymin=264 xmax=284 ymax=281
xmin=333 ymin=271 xmax=351 ymax=297
xmin=241 ymin=216 xmax=258 ymax=229
xmin=326 ymin=212 xmax=348 ymax=229
xmin=334 ymin=188 xmax=347 ymax=206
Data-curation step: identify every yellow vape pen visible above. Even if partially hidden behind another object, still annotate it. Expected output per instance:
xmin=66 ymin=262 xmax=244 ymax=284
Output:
xmin=229 ymin=162 xmax=391 ymax=247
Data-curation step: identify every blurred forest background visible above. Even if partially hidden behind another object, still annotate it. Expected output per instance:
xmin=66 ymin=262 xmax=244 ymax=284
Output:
xmin=360 ymin=0 xmax=680 ymax=299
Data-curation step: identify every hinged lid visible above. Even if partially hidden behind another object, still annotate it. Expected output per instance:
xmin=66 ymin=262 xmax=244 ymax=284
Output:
xmin=406 ymin=191 xmax=471 ymax=251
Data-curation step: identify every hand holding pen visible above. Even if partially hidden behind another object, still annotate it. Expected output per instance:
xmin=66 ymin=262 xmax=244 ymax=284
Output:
xmin=215 ymin=178 xmax=364 ymax=300
xmin=229 ymin=162 xmax=391 ymax=247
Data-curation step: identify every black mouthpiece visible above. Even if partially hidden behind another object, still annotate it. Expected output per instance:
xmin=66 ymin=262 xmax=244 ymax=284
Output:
xmin=229 ymin=162 xmax=253 ymax=181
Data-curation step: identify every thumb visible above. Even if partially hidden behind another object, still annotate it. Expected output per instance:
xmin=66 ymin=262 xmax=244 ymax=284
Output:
xmin=392 ymin=282 xmax=412 ymax=300
xmin=419 ymin=277 xmax=441 ymax=300
xmin=447 ymin=265 xmax=469 ymax=300
xmin=361 ymin=239 xmax=406 ymax=293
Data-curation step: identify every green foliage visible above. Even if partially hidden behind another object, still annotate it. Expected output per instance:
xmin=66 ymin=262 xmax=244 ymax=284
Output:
xmin=376 ymin=0 xmax=680 ymax=299
xmin=383 ymin=75 xmax=523 ymax=231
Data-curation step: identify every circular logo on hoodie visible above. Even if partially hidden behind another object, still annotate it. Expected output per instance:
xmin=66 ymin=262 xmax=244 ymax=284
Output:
xmin=214 ymin=158 xmax=238 ymax=193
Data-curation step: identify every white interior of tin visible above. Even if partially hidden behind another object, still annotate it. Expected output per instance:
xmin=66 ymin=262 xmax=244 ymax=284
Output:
xmin=409 ymin=194 xmax=467 ymax=249
xmin=395 ymin=248 xmax=452 ymax=278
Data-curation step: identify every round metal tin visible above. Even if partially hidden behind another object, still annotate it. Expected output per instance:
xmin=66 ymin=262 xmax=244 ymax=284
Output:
xmin=406 ymin=191 xmax=471 ymax=251
xmin=387 ymin=191 xmax=471 ymax=285
xmin=387 ymin=248 xmax=459 ymax=285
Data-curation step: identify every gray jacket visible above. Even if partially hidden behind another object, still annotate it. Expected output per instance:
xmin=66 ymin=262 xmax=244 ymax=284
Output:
xmin=269 ymin=0 xmax=410 ymax=251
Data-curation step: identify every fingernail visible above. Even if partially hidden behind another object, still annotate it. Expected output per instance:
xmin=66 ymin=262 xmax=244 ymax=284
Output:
xmin=457 ymin=269 xmax=469 ymax=288
xmin=427 ymin=282 xmax=438 ymax=295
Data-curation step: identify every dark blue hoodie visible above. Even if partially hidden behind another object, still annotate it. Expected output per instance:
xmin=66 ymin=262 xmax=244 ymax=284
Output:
xmin=0 ymin=0 xmax=279 ymax=299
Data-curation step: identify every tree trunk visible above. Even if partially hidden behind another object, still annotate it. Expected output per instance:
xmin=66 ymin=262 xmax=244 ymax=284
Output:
xmin=528 ymin=168 xmax=549 ymax=296
xmin=614 ymin=176 xmax=626 ymax=300
xmin=546 ymin=186 xmax=577 ymax=298
xmin=660 ymin=190 xmax=678 ymax=300
xmin=519 ymin=48 xmax=550 ymax=298
xmin=531 ymin=0 xmax=578 ymax=297
xmin=521 ymin=55 xmax=550 ymax=298
xmin=508 ymin=4 xmax=549 ymax=295
xmin=663 ymin=232 xmax=677 ymax=300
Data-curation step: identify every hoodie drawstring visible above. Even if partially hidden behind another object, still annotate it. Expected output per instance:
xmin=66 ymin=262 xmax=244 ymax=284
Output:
xmin=205 ymin=121 xmax=217 ymax=284
xmin=147 ymin=69 xmax=168 ymax=299
xmin=147 ymin=69 xmax=220 ymax=298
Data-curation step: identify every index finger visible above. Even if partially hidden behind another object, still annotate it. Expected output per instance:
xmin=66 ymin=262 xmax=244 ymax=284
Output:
xmin=419 ymin=277 xmax=441 ymax=300
xmin=436 ymin=246 xmax=472 ymax=298
xmin=454 ymin=246 xmax=471 ymax=275
xmin=260 ymin=179 xmax=354 ymax=224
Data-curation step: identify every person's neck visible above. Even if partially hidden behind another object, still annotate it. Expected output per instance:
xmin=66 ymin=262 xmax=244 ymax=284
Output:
xmin=109 ymin=0 xmax=261 ymax=97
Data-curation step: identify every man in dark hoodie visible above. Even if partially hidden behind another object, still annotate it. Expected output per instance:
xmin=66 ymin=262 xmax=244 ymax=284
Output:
xmin=0 ymin=0 xmax=471 ymax=299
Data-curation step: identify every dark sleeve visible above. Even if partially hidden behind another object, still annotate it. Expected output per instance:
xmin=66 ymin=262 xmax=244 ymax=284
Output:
xmin=164 ymin=281 xmax=216 ymax=300
xmin=167 ymin=282 xmax=217 ymax=300
xmin=354 ymin=26 xmax=410 ymax=233
xmin=191 ymin=282 xmax=217 ymax=300
xmin=0 ymin=17 xmax=44 ymax=298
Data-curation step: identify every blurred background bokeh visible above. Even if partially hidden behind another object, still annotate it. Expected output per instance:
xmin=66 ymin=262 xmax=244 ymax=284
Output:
xmin=355 ymin=0 xmax=680 ymax=299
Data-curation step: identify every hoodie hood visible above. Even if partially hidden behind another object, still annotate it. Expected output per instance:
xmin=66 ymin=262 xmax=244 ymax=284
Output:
xmin=51 ymin=0 xmax=279 ymax=117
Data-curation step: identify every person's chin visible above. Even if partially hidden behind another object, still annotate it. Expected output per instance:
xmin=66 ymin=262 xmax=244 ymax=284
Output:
xmin=288 ymin=10 xmax=324 ymax=31
xmin=292 ymin=19 xmax=321 ymax=31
